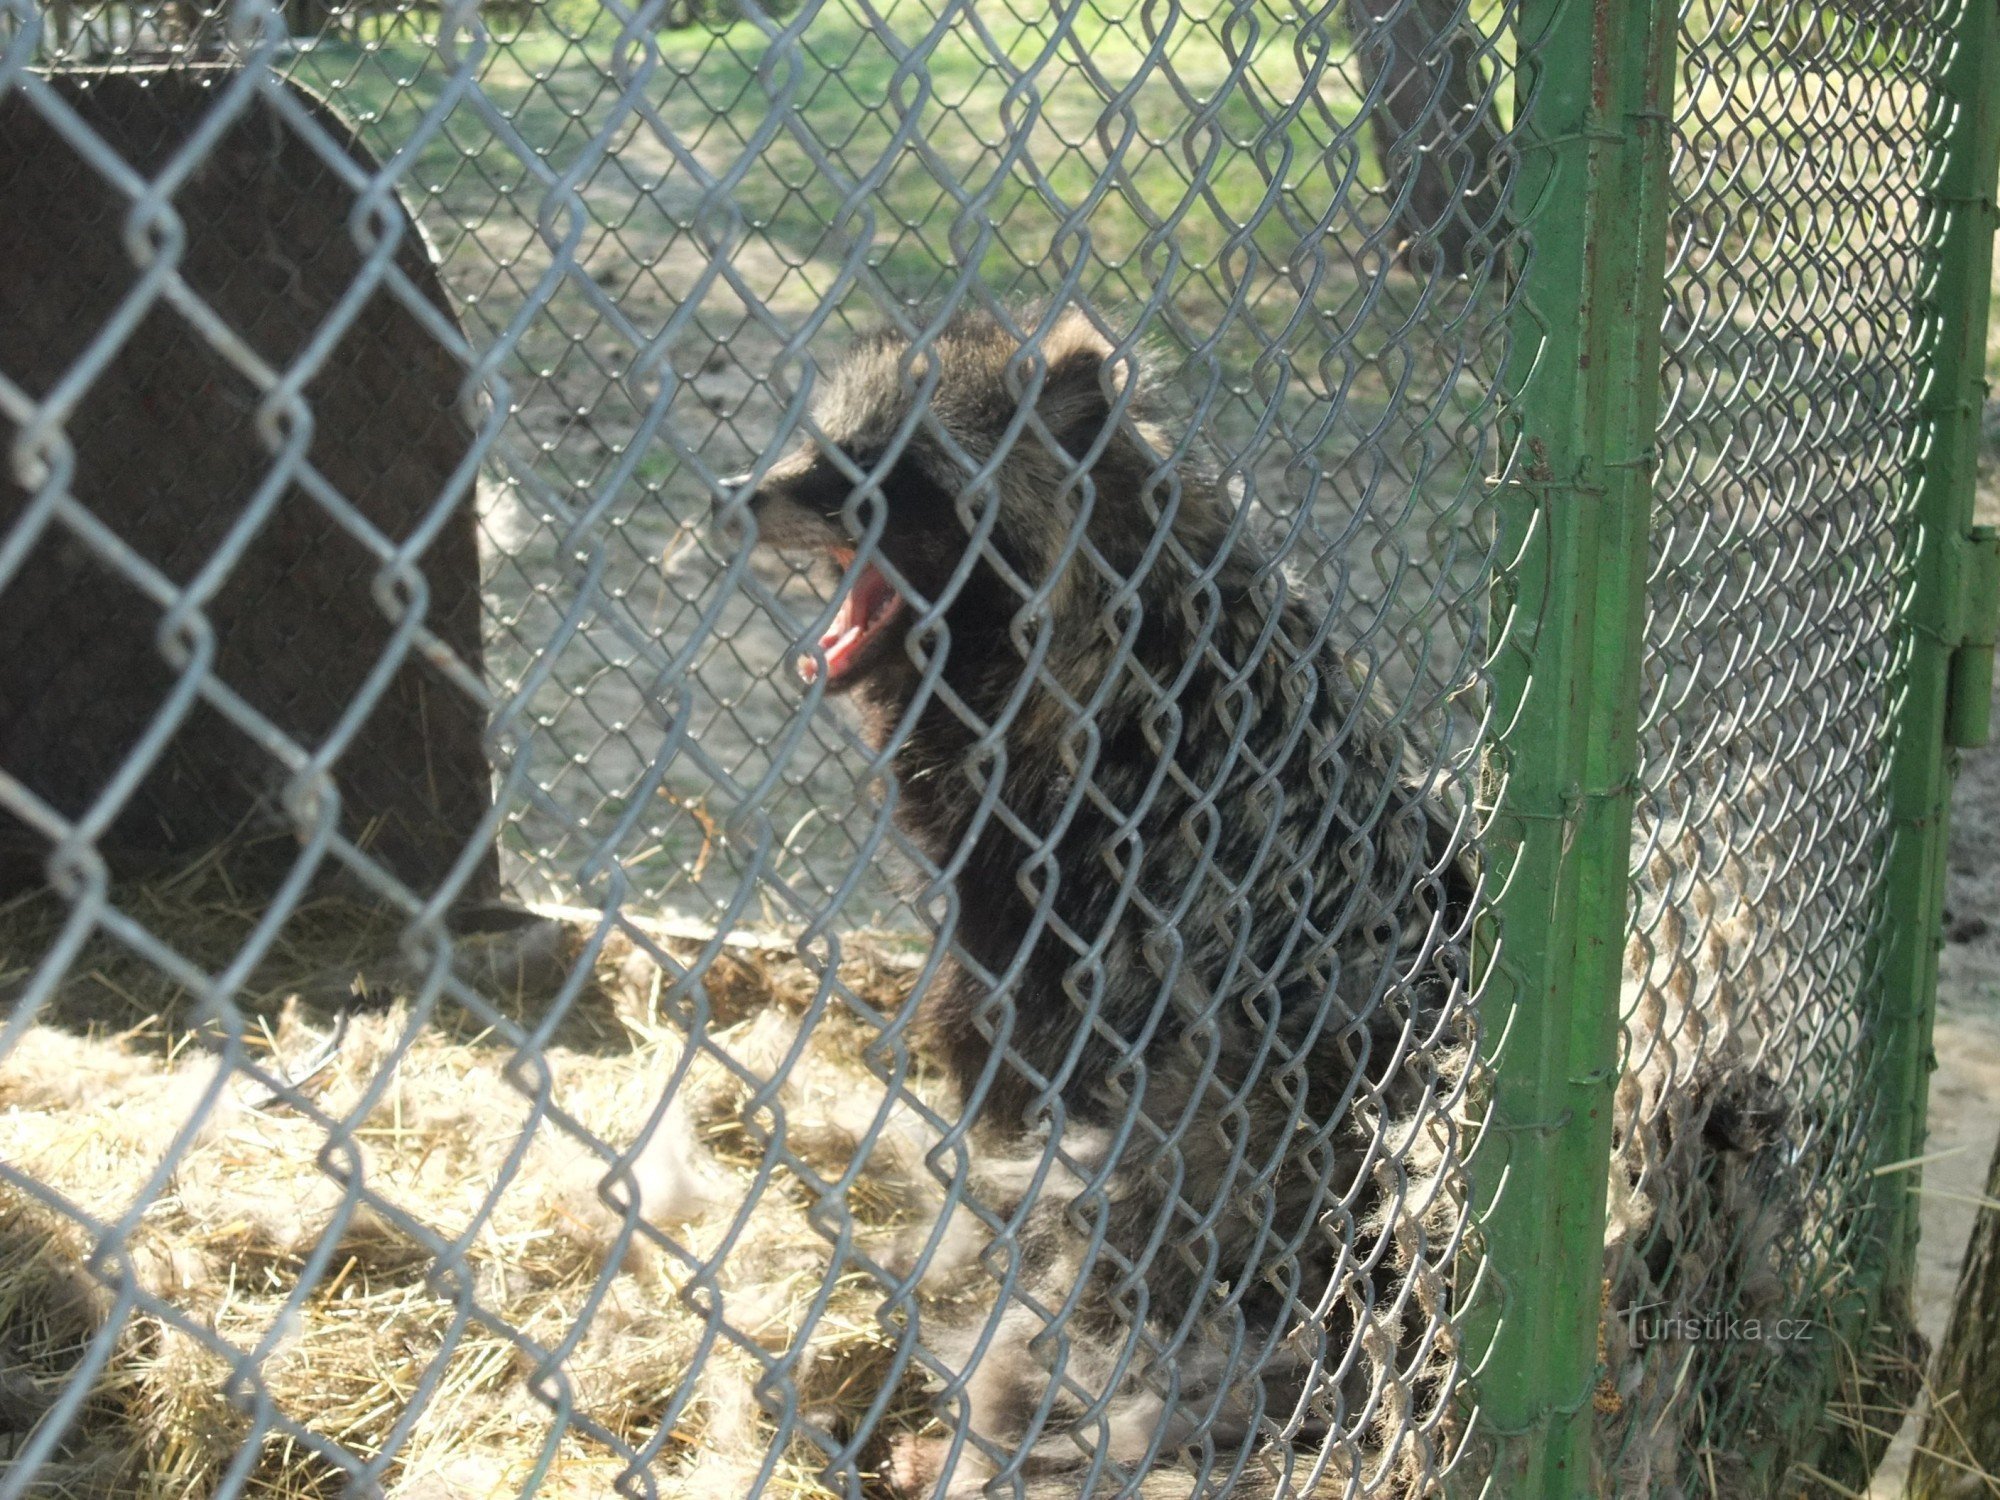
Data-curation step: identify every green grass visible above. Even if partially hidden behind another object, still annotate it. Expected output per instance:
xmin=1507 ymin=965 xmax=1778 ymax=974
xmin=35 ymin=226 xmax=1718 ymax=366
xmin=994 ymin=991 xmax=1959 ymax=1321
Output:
xmin=290 ymin=4 xmax=1407 ymax=309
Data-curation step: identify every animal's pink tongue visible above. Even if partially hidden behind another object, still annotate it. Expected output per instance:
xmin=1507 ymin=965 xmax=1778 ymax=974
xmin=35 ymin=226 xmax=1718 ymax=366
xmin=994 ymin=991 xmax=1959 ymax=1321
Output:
xmin=800 ymin=561 xmax=897 ymax=685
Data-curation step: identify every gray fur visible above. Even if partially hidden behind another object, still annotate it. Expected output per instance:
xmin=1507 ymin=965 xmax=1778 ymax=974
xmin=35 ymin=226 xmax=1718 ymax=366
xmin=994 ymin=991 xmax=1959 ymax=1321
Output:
xmin=744 ymin=307 xmax=1478 ymax=1491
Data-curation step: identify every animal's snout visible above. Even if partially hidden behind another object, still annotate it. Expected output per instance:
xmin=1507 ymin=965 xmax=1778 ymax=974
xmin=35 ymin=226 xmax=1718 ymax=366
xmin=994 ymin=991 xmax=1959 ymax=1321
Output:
xmin=711 ymin=471 xmax=762 ymax=545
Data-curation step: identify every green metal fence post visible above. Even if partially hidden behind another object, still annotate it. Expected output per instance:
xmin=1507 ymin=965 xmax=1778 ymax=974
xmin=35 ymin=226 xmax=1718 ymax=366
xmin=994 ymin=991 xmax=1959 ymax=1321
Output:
xmin=1869 ymin=0 xmax=2000 ymax=1360
xmin=1466 ymin=0 xmax=1679 ymax=1491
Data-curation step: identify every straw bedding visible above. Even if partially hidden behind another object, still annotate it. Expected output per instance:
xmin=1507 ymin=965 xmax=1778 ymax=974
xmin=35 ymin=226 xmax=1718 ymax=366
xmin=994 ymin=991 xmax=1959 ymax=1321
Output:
xmin=0 ymin=863 xmax=967 ymax=1499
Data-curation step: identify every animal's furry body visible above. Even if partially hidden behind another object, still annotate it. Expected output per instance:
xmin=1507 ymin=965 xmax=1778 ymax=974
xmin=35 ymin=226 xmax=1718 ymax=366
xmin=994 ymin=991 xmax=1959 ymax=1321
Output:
xmin=739 ymin=308 xmax=1477 ymax=1487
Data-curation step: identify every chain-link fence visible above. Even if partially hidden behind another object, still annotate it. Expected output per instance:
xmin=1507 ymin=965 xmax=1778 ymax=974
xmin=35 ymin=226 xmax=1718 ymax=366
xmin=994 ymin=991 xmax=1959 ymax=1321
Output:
xmin=1597 ymin=5 xmax=1971 ymax=1490
xmin=0 ymin=0 xmax=1993 ymax=1493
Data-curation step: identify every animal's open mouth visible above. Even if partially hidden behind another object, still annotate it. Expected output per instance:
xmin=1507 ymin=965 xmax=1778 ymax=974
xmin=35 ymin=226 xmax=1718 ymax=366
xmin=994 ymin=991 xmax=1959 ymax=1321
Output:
xmin=801 ymin=551 xmax=904 ymax=688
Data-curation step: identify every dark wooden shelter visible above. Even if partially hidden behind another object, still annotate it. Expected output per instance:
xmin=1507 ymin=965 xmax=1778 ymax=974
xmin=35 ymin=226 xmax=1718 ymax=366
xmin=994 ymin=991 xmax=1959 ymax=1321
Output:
xmin=0 ymin=68 xmax=495 ymax=903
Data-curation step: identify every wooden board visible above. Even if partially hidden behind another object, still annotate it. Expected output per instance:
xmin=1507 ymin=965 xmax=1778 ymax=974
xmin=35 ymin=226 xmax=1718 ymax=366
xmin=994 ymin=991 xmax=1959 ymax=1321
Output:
xmin=0 ymin=67 xmax=496 ymax=904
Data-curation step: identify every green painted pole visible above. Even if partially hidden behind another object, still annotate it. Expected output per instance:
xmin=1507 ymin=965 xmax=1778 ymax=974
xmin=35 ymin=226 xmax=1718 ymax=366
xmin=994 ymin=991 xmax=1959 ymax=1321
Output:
xmin=1870 ymin=0 xmax=2000 ymax=1341
xmin=1466 ymin=0 xmax=1678 ymax=1491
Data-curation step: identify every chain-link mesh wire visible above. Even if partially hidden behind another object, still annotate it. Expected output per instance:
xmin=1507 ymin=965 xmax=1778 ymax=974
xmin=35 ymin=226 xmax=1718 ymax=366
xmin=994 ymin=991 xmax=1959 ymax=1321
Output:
xmin=0 ymin=0 xmax=1516 ymax=1492
xmin=1599 ymin=2 xmax=1961 ymax=1491
xmin=0 ymin=0 xmax=1975 ymax=1493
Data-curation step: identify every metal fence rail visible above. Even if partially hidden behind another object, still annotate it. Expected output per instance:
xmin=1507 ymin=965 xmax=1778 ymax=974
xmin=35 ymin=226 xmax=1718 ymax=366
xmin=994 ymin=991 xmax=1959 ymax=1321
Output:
xmin=0 ymin=0 xmax=1993 ymax=1495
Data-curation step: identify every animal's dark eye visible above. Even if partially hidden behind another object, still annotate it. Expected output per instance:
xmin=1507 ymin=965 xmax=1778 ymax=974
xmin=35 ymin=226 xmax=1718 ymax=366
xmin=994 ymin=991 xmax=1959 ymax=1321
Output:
xmin=791 ymin=450 xmax=863 ymax=517
xmin=808 ymin=447 xmax=897 ymax=519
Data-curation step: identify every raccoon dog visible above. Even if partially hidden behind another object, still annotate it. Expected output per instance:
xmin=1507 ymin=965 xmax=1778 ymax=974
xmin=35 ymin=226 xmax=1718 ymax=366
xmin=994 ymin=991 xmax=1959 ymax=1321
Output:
xmin=736 ymin=307 xmax=1476 ymax=1489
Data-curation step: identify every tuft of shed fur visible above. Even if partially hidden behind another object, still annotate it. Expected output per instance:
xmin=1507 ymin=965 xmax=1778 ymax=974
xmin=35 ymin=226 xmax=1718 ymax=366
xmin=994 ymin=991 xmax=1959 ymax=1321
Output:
xmin=1589 ymin=777 xmax=1925 ymax=1495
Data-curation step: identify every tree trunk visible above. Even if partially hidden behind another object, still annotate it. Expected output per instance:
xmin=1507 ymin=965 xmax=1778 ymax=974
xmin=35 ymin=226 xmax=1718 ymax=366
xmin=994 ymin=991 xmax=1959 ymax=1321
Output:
xmin=1345 ymin=0 xmax=1505 ymax=278
xmin=1908 ymin=1130 xmax=2000 ymax=1499
xmin=283 ymin=0 xmax=329 ymax=41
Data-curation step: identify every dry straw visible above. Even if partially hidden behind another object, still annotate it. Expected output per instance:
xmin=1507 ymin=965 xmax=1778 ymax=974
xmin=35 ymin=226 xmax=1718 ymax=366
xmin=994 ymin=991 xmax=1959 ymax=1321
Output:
xmin=0 ymin=855 xmax=965 ymax=1499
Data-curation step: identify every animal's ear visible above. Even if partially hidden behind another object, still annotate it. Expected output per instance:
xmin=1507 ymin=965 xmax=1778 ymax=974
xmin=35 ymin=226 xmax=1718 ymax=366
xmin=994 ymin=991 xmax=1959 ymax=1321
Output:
xmin=1033 ymin=311 xmax=1123 ymax=459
